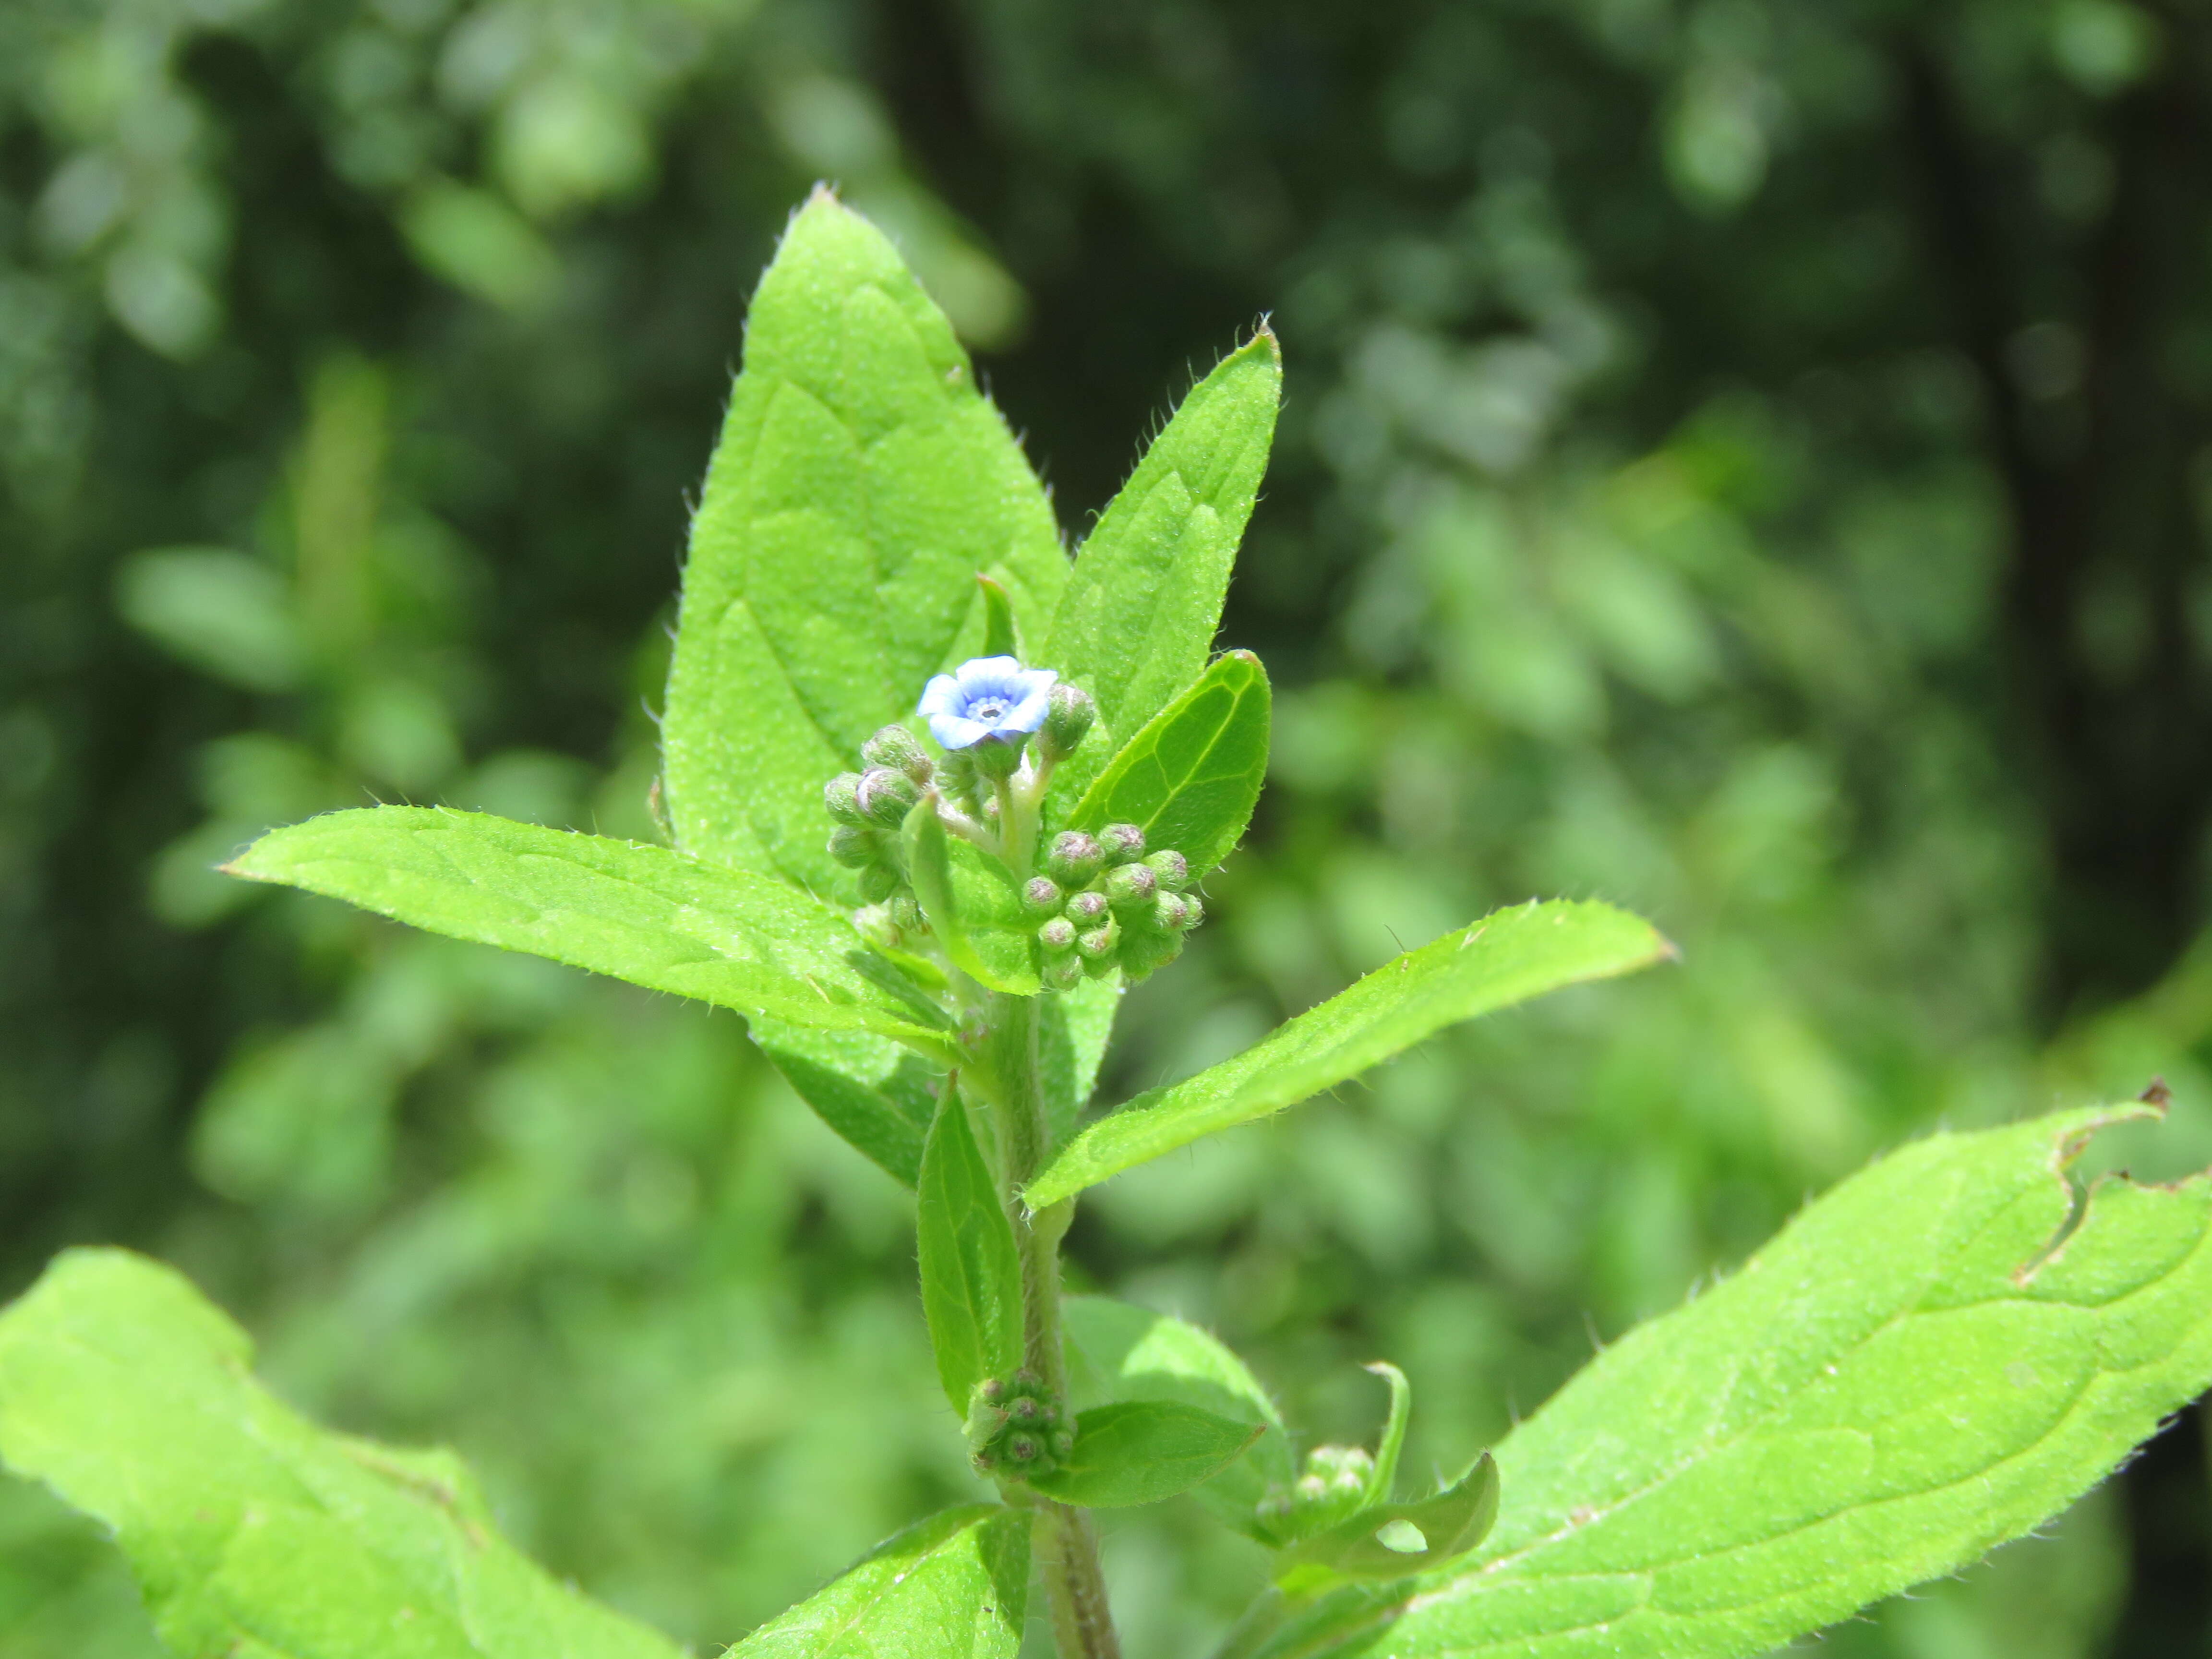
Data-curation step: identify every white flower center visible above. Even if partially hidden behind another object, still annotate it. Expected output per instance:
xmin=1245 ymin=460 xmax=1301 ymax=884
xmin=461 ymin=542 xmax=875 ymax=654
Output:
xmin=972 ymin=697 xmax=1008 ymax=722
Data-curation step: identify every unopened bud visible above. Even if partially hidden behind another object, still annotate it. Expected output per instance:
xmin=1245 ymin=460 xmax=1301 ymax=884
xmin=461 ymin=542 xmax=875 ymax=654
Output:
xmin=824 ymin=772 xmax=867 ymax=826
xmin=1104 ymin=861 xmax=1157 ymax=910
xmin=858 ymin=862 xmax=902 ymax=903
xmin=1065 ymin=890 xmax=1109 ymax=926
xmin=1144 ymin=848 xmax=1190 ymax=890
xmin=1179 ymin=893 xmax=1205 ymax=930
xmin=1022 ymin=876 xmax=1064 ymax=915
xmin=971 ymin=735 xmax=1023 ymax=781
xmin=1044 ymin=955 xmax=1084 ymax=991
xmin=1098 ymin=823 xmax=1146 ymax=864
xmin=1036 ymin=683 xmax=1096 ymax=764
xmin=1038 ymin=916 xmax=1078 ymax=953
xmin=1051 ymin=1428 xmax=1076 ymax=1459
xmin=889 ymin=896 xmax=926 ymax=932
xmin=1076 ymin=918 xmax=1120 ymax=960
xmin=1151 ymin=891 xmax=1190 ymax=933
xmin=1006 ymin=1433 xmax=1041 ymax=1463
xmin=828 ymin=825 xmax=878 ymax=868
xmin=1121 ymin=929 xmax=1182 ymax=981
xmin=1046 ymin=831 xmax=1104 ymax=885
xmin=862 ymin=724 xmax=933 ymax=783
xmin=856 ymin=768 xmax=919 ymax=827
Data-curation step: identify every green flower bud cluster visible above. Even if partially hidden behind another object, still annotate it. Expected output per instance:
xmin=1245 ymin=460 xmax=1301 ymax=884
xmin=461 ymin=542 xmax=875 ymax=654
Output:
xmin=1255 ymin=1443 xmax=1375 ymax=1541
xmin=964 ymin=1370 xmax=1076 ymax=1479
xmin=1027 ymin=824 xmax=1203 ymax=987
xmin=824 ymin=725 xmax=936 ymax=904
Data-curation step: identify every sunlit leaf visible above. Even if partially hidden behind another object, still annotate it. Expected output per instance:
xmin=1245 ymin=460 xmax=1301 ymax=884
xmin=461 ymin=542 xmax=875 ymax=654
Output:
xmin=1026 ymin=1400 xmax=1262 ymax=1509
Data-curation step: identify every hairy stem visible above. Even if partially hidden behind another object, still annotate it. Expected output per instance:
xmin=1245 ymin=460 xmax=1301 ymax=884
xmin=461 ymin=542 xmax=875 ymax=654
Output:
xmin=979 ymin=991 xmax=1120 ymax=1659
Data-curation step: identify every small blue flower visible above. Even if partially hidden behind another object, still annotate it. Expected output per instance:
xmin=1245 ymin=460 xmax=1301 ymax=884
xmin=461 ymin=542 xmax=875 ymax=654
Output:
xmin=918 ymin=656 xmax=1058 ymax=750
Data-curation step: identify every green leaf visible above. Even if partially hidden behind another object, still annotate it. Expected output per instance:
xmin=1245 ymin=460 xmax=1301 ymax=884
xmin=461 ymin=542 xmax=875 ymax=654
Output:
xmin=902 ymin=802 xmax=1039 ymax=995
xmin=1026 ymin=900 xmax=1670 ymax=1206
xmin=1026 ymin=1400 xmax=1263 ymax=1510
xmin=917 ymin=1092 xmax=1026 ymax=1414
xmin=1283 ymin=1457 xmax=1500 ymax=1582
xmin=1363 ymin=1362 xmax=1412 ymax=1507
xmin=1044 ymin=330 xmax=1281 ymax=802
xmin=225 ymin=807 xmax=958 ymax=1062
xmin=1238 ymin=1106 xmax=2212 ymax=1659
xmin=729 ymin=1504 xmax=1028 ymax=1659
xmin=1067 ymin=650 xmax=1269 ymax=878
xmin=752 ymin=1019 xmax=937 ymax=1187
xmin=0 ymin=1248 xmax=683 ymax=1659
xmin=1063 ymin=1296 xmax=1292 ymax=1534
xmin=978 ymin=573 xmax=1020 ymax=659
xmin=1040 ymin=975 xmax=1121 ymax=1149
xmin=115 ymin=547 xmax=306 ymax=693
xmin=662 ymin=191 xmax=1067 ymax=890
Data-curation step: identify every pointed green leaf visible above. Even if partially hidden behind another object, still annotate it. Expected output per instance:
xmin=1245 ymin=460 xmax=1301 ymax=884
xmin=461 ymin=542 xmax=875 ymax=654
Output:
xmin=729 ymin=1504 xmax=1028 ymax=1659
xmin=662 ymin=191 xmax=1067 ymax=889
xmin=902 ymin=802 xmax=1039 ymax=995
xmin=1026 ymin=900 xmax=1670 ymax=1206
xmin=0 ymin=1248 xmax=683 ymax=1659
xmin=978 ymin=573 xmax=1020 ymax=659
xmin=1364 ymin=1362 xmax=1412 ymax=1507
xmin=753 ymin=1019 xmax=938 ymax=1187
xmin=1026 ymin=1400 xmax=1264 ymax=1510
xmin=1045 ymin=330 xmax=1281 ymax=802
xmin=917 ymin=1092 xmax=1026 ymax=1414
xmin=1239 ymin=1106 xmax=2212 ymax=1659
xmin=225 ymin=807 xmax=958 ymax=1061
xmin=1284 ymin=1456 xmax=1500 ymax=1583
xmin=1068 ymin=650 xmax=1269 ymax=878
xmin=1063 ymin=1296 xmax=1293 ymax=1535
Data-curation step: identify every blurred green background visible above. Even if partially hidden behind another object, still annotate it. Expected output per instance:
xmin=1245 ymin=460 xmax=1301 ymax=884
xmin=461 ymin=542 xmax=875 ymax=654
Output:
xmin=5 ymin=0 xmax=2212 ymax=1654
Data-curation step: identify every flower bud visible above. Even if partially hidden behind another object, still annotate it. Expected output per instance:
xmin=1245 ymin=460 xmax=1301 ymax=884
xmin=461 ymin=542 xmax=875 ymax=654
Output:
xmin=856 ymin=767 xmax=920 ymax=828
xmin=858 ymin=862 xmax=902 ymax=903
xmin=824 ymin=772 xmax=868 ymax=826
xmin=1022 ymin=876 xmax=1064 ymax=915
xmin=828 ymin=825 xmax=878 ymax=868
xmin=971 ymin=734 xmax=1023 ymax=781
xmin=1076 ymin=917 xmax=1120 ymax=960
xmin=1038 ymin=916 xmax=1078 ymax=953
xmin=1179 ymin=893 xmax=1205 ymax=930
xmin=1043 ymin=954 xmax=1084 ymax=991
xmin=1150 ymin=891 xmax=1190 ymax=933
xmin=862 ymin=723 xmax=934 ymax=783
xmin=1104 ymin=861 xmax=1157 ymax=910
xmin=1035 ymin=683 xmax=1096 ymax=764
xmin=1046 ymin=831 xmax=1104 ymax=885
xmin=1120 ymin=929 xmax=1182 ymax=981
xmin=889 ymin=896 xmax=926 ymax=932
xmin=1098 ymin=822 xmax=1146 ymax=864
xmin=1144 ymin=848 xmax=1190 ymax=890
xmin=1064 ymin=889 xmax=1109 ymax=926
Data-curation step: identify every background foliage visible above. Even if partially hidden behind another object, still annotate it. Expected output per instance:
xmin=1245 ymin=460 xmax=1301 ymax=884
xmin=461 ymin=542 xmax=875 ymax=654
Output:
xmin=4 ymin=0 xmax=2211 ymax=1654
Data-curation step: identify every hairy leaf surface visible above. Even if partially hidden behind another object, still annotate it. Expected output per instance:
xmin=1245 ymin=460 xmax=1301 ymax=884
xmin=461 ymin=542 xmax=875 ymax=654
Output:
xmin=917 ymin=1094 xmax=1025 ymax=1414
xmin=0 ymin=1249 xmax=683 ymax=1659
xmin=1027 ymin=1400 xmax=1263 ymax=1510
xmin=662 ymin=191 xmax=1066 ymax=890
xmin=729 ymin=1505 xmax=1028 ymax=1659
xmin=1068 ymin=650 xmax=1269 ymax=878
xmin=1242 ymin=1106 xmax=2212 ymax=1659
xmin=1045 ymin=332 xmax=1280 ymax=804
xmin=1027 ymin=901 xmax=1669 ymax=1205
xmin=227 ymin=807 xmax=958 ymax=1062
xmin=754 ymin=1019 xmax=938 ymax=1187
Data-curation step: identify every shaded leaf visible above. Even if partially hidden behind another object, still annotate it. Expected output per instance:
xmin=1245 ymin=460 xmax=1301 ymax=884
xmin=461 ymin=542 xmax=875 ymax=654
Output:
xmin=1040 ymin=975 xmax=1121 ymax=1150
xmin=0 ymin=1248 xmax=683 ymax=1659
xmin=1045 ymin=331 xmax=1280 ymax=803
xmin=917 ymin=1092 xmax=1025 ymax=1414
xmin=1027 ymin=1400 xmax=1263 ymax=1510
xmin=903 ymin=802 xmax=1038 ymax=995
xmin=662 ymin=191 xmax=1067 ymax=889
xmin=1067 ymin=650 xmax=1269 ymax=878
xmin=226 ymin=807 xmax=958 ymax=1061
xmin=1027 ymin=901 xmax=1669 ymax=1205
xmin=1237 ymin=1106 xmax=2212 ymax=1659
xmin=753 ymin=1018 xmax=937 ymax=1187
xmin=730 ymin=1504 xmax=1028 ymax=1659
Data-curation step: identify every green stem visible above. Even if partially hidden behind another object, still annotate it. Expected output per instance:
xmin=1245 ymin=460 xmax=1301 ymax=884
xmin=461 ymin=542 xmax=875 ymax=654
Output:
xmin=978 ymin=991 xmax=1120 ymax=1659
